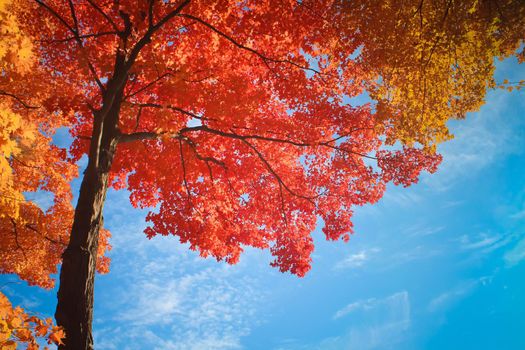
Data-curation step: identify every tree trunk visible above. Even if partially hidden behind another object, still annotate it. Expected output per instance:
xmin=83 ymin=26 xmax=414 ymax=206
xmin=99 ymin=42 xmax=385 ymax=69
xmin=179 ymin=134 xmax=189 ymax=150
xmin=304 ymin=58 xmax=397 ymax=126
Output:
xmin=55 ymin=68 xmax=126 ymax=349
xmin=54 ymin=148 xmax=115 ymax=350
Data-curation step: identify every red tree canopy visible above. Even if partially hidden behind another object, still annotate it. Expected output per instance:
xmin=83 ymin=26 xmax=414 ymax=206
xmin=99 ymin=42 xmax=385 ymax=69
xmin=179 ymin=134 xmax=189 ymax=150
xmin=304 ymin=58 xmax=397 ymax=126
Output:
xmin=22 ymin=0 xmax=525 ymax=282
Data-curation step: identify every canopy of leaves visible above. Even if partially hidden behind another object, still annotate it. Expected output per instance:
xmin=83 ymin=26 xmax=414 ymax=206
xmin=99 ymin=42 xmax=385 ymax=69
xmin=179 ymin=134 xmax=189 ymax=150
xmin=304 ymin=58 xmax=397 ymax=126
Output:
xmin=0 ymin=0 xmax=523 ymax=282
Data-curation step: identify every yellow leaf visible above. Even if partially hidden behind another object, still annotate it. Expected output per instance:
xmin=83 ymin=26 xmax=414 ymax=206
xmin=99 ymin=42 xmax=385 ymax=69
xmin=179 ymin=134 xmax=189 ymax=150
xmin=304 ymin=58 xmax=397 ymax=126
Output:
xmin=2 ymin=340 xmax=17 ymax=350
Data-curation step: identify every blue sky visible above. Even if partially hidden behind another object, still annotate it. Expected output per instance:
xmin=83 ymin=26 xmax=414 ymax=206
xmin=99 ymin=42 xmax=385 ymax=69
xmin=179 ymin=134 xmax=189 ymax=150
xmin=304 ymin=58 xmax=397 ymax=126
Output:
xmin=2 ymin=58 xmax=525 ymax=350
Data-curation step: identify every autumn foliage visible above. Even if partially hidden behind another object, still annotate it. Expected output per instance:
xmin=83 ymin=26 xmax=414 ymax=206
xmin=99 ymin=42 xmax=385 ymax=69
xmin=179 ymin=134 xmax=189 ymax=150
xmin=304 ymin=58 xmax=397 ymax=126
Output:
xmin=0 ymin=0 xmax=111 ymax=285
xmin=0 ymin=0 xmax=523 ymax=348
xmin=0 ymin=291 xmax=64 ymax=349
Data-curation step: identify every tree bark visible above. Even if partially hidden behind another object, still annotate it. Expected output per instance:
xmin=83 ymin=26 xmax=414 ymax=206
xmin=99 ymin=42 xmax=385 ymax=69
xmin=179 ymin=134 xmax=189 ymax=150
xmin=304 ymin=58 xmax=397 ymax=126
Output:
xmin=54 ymin=146 xmax=115 ymax=350
xmin=55 ymin=67 xmax=126 ymax=349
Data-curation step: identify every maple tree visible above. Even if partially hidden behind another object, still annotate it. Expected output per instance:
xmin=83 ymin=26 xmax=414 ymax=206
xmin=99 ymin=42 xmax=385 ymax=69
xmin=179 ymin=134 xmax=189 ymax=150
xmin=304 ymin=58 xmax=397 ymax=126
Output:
xmin=0 ymin=0 xmax=523 ymax=349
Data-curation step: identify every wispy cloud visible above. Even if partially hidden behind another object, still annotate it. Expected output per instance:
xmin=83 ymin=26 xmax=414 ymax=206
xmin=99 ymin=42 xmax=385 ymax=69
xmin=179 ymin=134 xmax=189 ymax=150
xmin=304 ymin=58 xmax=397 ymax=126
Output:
xmin=428 ymin=276 xmax=492 ymax=312
xmin=385 ymin=245 xmax=442 ymax=269
xmin=426 ymin=91 xmax=525 ymax=190
xmin=441 ymin=200 xmax=465 ymax=209
xmin=510 ymin=208 xmax=525 ymax=220
xmin=504 ymin=237 xmax=525 ymax=267
xmin=309 ymin=291 xmax=412 ymax=350
xmin=333 ymin=291 xmax=410 ymax=321
xmin=93 ymin=189 xmax=264 ymax=350
xmin=334 ymin=248 xmax=380 ymax=270
xmin=333 ymin=297 xmax=374 ymax=320
xmin=382 ymin=189 xmax=421 ymax=207
xmin=459 ymin=234 xmax=501 ymax=251
xmin=428 ymin=282 xmax=476 ymax=312
xmin=457 ymin=232 xmax=515 ymax=255
xmin=403 ymin=223 xmax=445 ymax=237
xmin=95 ymin=248 xmax=263 ymax=349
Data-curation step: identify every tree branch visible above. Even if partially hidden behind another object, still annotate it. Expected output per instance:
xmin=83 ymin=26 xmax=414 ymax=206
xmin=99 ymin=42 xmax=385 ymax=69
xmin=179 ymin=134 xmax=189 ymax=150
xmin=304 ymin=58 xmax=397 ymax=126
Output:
xmin=177 ymin=14 xmax=325 ymax=76
xmin=134 ymin=106 xmax=143 ymax=131
xmin=125 ymin=102 xmax=217 ymax=122
xmin=9 ymin=218 xmax=27 ymax=260
xmin=119 ymin=123 xmax=376 ymax=160
xmin=148 ymin=0 xmax=155 ymax=29
xmin=0 ymin=90 xmax=38 ymax=109
xmin=35 ymin=0 xmax=105 ymax=92
xmin=68 ymin=0 xmax=105 ymax=92
xmin=178 ymin=138 xmax=193 ymax=207
xmin=240 ymin=139 xmax=316 ymax=203
xmin=184 ymin=139 xmax=224 ymax=168
xmin=125 ymin=0 xmax=191 ymax=70
xmin=40 ymin=31 xmax=119 ymax=44
xmin=125 ymin=71 xmax=176 ymax=99
xmin=67 ymin=0 xmax=79 ymax=32
xmin=118 ymin=131 xmax=166 ymax=143
xmin=10 ymin=155 xmax=41 ymax=169
xmin=121 ymin=126 xmax=318 ymax=201
xmin=34 ymin=0 xmax=74 ymax=33
xmin=86 ymin=0 xmax=120 ymax=34
xmin=25 ymin=223 xmax=67 ymax=246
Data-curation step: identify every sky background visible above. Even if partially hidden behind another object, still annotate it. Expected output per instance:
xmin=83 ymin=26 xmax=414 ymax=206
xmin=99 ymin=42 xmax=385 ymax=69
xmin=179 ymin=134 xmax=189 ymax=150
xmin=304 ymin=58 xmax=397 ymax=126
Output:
xmin=1 ymin=58 xmax=525 ymax=350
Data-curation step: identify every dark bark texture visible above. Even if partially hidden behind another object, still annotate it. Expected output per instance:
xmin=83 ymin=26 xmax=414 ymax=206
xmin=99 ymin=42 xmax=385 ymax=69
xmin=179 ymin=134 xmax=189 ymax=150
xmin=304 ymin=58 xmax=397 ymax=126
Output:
xmin=55 ymin=66 xmax=126 ymax=350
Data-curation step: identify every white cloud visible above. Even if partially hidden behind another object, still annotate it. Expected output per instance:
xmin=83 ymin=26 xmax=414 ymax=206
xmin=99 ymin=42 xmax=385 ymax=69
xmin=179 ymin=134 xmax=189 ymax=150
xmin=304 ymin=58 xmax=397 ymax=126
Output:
xmin=441 ymin=200 xmax=464 ymax=209
xmin=312 ymin=291 xmax=411 ymax=350
xmin=428 ymin=283 xmax=474 ymax=312
xmin=426 ymin=90 xmax=525 ymax=190
xmin=457 ymin=232 xmax=515 ymax=255
xmin=333 ymin=291 xmax=410 ymax=321
xmin=403 ymin=223 xmax=445 ymax=237
xmin=459 ymin=234 xmax=501 ymax=250
xmin=504 ymin=237 xmax=525 ymax=267
xmin=381 ymin=189 xmax=421 ymax=207
xmin=93 ymin=190 xmax=264 ymax=350
xmin=333 ymin=297 xmax=374 ymax=320
xmin=95 ymin=252 xmax=262 ymax=350
xmin=334 ymin=248 xmax=380 ymax=270
xmin=385 ymin=245 xmax=442 ymax=268
xmin=428 ymin=277 xmax=492 ymax=312
xmin=510 ymin=209 xmax=525 ymax=220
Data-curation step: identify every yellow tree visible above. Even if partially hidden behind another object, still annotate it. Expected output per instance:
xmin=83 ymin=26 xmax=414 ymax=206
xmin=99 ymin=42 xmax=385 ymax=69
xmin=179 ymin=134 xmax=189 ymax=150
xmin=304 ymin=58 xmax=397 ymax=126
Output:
xmin=0 ymin=0 xmax=102 ymax=347
xmin=342 ymin=0 xmax=525 ymax=147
